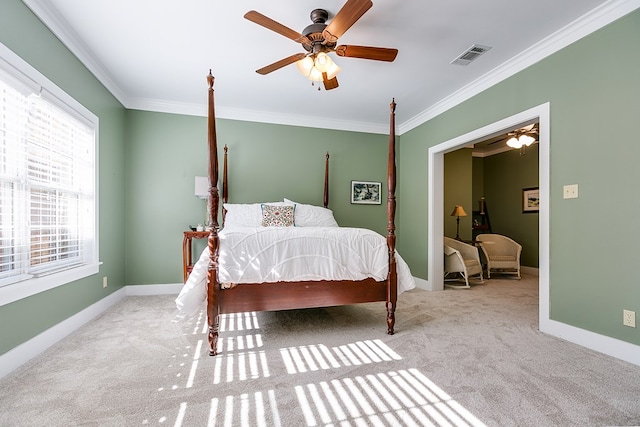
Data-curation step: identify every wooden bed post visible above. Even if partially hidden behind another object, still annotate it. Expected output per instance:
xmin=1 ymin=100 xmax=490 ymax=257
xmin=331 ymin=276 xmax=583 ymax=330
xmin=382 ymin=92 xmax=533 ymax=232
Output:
xmin=386 ymin=99 xmax=398 ymax=335
xmin=323 ymin=152 xmax=330 ymax=208
xmin=206 ymin=71 xmax=221 ymax=356
xmin=222 ymin=145 xmax=228 ymax=224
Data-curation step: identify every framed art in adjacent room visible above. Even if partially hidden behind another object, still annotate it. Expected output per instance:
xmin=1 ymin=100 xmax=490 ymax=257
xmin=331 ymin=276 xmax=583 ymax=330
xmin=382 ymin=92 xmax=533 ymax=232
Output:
xmin=523 ymin=187 xmax=539 ymax=213
xmin=351 ymin=181 xmax=382 ymax=204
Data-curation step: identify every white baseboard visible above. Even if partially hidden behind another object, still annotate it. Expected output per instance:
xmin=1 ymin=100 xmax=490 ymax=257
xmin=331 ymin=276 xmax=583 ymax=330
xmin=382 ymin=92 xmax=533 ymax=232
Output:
xmin=126 ymin=283 xmax=183 ymax=296
xmin=0 ymin=283 xmax=182 ymax=380
xmin=541 ymin=318 xmax=640 ymax=367
xmin=413 ymin=276 xmax=431 ymax=291
xmin=0 ymin=288 xmax=126 ymax=379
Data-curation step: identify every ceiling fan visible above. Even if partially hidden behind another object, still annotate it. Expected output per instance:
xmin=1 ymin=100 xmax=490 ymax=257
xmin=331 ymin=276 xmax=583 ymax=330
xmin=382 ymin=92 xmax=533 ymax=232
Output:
xmin=485 ymin=124 xmax=539 ymax=147
xmin=244 ymin=0 xmax=398 ymax=90
xmin=505 ymin=124 xmax=539 ymax=148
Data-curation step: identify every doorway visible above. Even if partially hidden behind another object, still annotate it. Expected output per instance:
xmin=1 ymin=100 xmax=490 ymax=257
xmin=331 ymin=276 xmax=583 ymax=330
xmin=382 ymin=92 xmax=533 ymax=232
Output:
xmin=428 ymin=103 xmax=550 ymax=329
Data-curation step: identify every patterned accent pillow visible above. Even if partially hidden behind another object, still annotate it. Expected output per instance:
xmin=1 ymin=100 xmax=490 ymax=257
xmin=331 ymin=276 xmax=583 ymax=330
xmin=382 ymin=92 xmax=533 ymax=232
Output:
xmin=261 ymin=204 xmax=295 ymax=227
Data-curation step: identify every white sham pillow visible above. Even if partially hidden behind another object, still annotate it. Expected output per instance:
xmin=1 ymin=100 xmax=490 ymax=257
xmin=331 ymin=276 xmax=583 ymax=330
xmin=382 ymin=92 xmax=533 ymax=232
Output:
xmin=223 ymin=203 xmax=262 ymax=227
xmin=283 ymin=198 xmax=339 ymax=227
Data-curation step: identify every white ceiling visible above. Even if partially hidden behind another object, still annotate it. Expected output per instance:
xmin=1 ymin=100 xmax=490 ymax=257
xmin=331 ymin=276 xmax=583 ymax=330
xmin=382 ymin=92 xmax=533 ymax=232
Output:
xmin=22 ymin=0 xmax=635 ymax=134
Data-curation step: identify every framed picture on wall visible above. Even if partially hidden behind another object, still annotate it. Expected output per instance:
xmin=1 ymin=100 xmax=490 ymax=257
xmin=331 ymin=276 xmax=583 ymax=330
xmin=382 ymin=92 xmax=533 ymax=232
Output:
xmin=351 ymin=181 xmax=382 ymax=204
xmin=523 ymin=187 xmax=539 ymax=213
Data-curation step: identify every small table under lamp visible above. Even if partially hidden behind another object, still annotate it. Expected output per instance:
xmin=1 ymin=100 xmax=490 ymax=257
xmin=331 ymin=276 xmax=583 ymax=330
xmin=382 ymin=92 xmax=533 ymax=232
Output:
xmin=450 ymin=205 xmax=467 ymax=240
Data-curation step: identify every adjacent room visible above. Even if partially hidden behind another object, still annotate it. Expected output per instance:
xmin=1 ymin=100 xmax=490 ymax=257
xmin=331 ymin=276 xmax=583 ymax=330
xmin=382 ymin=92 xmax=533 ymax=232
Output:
xmin=1 ymin=0 xmax=640 ymax=425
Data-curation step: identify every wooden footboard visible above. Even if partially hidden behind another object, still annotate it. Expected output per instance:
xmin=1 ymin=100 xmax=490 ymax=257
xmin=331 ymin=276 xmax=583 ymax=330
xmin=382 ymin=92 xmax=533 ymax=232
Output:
xmin=205 ymin=72 xmax=397 ymax=356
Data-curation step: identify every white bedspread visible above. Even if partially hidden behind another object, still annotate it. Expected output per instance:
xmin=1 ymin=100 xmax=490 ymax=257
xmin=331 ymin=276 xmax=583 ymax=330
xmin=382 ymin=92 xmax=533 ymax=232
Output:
xmin=175 ymin=226 xmax=415 ymax=317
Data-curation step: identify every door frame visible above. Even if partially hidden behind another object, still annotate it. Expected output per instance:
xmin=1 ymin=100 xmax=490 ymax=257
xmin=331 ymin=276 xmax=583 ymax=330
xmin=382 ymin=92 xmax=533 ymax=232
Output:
xmin=427 ymin=102 xmax=550 ymax=327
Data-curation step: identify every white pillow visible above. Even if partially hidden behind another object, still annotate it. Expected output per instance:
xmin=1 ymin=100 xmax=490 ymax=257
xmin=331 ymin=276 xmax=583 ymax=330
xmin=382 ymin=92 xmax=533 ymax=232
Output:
xmin=283 ymin=198 xmax=339 ymax=227
xmin=223 ymin=203 xmax=262 ymax=227
xmin=224 ymin=202 xmax=293 ymax=227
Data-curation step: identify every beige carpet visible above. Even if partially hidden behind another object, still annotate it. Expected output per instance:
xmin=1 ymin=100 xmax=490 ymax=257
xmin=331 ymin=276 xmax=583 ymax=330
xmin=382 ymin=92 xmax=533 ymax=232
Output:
xmin=1 ymin=275 xmax=639 ymax=426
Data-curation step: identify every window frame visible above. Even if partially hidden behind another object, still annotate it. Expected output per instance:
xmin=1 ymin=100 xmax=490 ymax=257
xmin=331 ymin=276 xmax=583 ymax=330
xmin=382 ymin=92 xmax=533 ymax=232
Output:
xmin=0 ymin=41 xmax=100 ymax=307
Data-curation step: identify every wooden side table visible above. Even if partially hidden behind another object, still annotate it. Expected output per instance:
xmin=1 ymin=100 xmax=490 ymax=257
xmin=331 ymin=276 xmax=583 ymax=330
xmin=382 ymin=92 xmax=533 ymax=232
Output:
xmin=182 ymin=231 xmax=209 ymax=283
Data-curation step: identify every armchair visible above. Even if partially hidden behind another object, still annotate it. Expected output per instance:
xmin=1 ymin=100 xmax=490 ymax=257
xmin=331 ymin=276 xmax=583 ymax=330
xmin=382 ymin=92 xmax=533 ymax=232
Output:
xmin=443 ymin=236 xmax=484 ymax=288
xmin=476 ymin=234 xmax=522 ymax=279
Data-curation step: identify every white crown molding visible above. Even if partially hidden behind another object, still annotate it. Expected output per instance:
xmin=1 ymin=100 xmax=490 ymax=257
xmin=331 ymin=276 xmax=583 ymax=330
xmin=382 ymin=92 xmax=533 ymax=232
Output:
xmin=21 ymin=0 xmax=130 ymax=106
xmin=399 ymin=0 xmax=640 ymax=134
xmin=129 ymin=97 xmax=389 ymax=134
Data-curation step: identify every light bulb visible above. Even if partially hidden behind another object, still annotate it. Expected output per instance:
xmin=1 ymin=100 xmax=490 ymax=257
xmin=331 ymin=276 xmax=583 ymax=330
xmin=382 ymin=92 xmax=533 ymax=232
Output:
xmin=314 ymin=52 xmax=333 ymax=73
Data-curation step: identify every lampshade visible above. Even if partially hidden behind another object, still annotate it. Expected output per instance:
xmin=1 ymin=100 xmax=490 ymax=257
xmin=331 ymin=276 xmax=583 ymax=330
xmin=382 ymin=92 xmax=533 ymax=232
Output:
xmin=450 ymin=205 xmax=467 ymax=217
xmin=519 ymin=134 xmax=536 ymax=146
xmin=307 ymin=67 xmax=324 ymax=82
xmin=194 ymin=176 xmax=208 ymax=199
xmin=325 ymin=61 xmax=341 ymax=80
xmin=296 ymin=56 xmax=314 ymax=76
xmin=314 ymin=52 xmax=332 ymax=72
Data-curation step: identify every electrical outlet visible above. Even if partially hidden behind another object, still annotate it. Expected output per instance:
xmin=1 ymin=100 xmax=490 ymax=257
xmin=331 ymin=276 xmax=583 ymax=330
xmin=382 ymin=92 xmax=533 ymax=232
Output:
xmin=623 ymin=310 xmax=636 ymax=328
xmin=102 ymin=276 xmax=108 ymax=288
xmin=563 ymin=184 xmax=579 ymax=199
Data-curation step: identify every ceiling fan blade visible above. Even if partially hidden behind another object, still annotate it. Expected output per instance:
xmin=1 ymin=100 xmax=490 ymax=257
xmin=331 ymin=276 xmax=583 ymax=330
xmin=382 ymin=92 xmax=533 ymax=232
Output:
xmin=335 ymin=45 xmax=398 ymax=62
xmin=244 ymin=10 xmax=310 ymax=45
xmin=322 ymin=73 xmax=339 ymax=90
xmin=256 ymin=53 xmax=307 ymax=75
xmin=322 ymin=0 xmax=373 ymax=43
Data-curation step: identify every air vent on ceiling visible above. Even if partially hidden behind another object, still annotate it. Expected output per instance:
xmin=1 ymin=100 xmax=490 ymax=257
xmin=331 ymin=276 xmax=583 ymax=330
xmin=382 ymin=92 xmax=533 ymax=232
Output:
xmin=451 ymin=44 xmax=492 ymax=66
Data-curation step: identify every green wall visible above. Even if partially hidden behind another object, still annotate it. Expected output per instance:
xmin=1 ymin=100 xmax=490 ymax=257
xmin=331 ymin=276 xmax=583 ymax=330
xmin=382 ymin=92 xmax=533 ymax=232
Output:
xmin=398 ymin=10 xmax=640 ymax=345
xmin=0 ymin=0 xmax=127 ymax=355
xmin=444 ymin=149 xmax=473 ymax=241
xmin=482 ymin=146 xmax=539 ymax=267
xmin=124 ymin=111 xmax=392 ymax=285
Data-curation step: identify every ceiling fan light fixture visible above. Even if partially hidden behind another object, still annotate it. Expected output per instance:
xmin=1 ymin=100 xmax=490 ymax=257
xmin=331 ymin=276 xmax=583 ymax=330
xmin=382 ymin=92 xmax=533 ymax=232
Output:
xmin=520 ymin=134 xmax=536 ymax=146
xmin=245 ymin=2 xmax=397 ymax=90
xmin=506 ymin=136 xmax=522 ymax=149
xmin=297 ymin=53 xmax=341 ymax=83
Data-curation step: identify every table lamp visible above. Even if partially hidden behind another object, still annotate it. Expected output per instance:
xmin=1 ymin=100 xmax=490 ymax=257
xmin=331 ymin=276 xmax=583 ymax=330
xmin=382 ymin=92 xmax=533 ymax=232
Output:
xmin=450 ymin=205 xmax=467 ymax=240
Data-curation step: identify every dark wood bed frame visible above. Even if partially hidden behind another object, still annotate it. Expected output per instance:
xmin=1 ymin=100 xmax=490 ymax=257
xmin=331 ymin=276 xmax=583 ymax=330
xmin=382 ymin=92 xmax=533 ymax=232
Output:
xmin=204 ymin=71 xmax=398 ymax=356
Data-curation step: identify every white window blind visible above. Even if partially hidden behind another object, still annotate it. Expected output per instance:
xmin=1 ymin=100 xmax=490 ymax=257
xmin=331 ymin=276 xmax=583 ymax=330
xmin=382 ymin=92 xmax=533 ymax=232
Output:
xmin=0 ymin=44 xmax=98 ymax=301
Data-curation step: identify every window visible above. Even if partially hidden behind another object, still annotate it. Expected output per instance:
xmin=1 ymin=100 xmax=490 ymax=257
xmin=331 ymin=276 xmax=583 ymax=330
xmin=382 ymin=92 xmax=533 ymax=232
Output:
xmin=0 ymin=42 xmax=98 ymax=306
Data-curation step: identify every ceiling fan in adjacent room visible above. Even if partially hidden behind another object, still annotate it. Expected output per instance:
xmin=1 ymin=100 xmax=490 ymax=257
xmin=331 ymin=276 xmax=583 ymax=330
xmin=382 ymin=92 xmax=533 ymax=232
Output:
xmin=244 ymin=0 xmax=398 ymax=90
xmin=504 ymin=124 xmax=539 ymax=152
xmin=479 ymin=123 xmax=539 ymax=155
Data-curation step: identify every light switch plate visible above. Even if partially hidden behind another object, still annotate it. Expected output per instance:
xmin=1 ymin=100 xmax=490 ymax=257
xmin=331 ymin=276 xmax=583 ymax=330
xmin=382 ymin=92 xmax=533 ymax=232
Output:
xmin=563 ymin=184 xmax=578 ymax=199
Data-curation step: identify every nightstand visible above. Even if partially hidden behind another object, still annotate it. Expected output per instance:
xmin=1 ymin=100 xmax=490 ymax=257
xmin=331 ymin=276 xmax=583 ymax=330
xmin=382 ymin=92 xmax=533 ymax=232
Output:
xmin=182 ymin=231 xmax=209 ymax=283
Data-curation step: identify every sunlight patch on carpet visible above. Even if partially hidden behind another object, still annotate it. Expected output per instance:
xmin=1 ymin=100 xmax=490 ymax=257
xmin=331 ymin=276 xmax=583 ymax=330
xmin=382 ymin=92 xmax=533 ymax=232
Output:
xmin=281 ymin=339 xmax=402 ymax=374
xmin=294 ymin=369 xmax=488 ymax=427
xmin=165 ymin=308 xmax=488 ymax=426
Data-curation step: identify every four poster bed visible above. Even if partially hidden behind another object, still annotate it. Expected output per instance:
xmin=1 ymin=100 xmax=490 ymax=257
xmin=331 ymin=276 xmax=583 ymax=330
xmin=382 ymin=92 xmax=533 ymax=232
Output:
xmin=176 ymin=72 xmax=414 ymax=356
